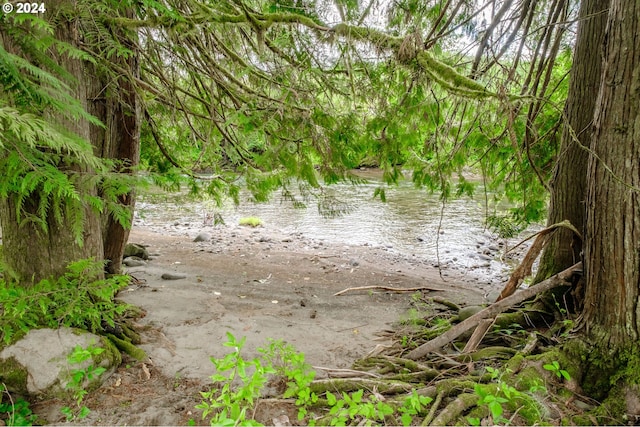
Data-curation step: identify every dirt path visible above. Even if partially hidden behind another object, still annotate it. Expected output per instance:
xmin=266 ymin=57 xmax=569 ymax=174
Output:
xmin=33 ymin=224 xmax=498 ymax=425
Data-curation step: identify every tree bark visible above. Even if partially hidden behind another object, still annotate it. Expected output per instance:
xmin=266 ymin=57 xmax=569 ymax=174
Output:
xmin=581 ymin=0 xmax=640 ymax=351
xmin=0 ymin=0 xmax=104 ymax=283
xmin=87 ymin=13 xmax=141 ymax=275
xmin=534 ymin=0 xmax=609 ymax=287
xmin=0 ymin=1 xmax=140 ymax=281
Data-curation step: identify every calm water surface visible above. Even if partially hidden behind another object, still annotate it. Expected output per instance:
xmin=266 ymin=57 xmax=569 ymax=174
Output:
xmin=136 ymin=170 xmax=535 ymax=282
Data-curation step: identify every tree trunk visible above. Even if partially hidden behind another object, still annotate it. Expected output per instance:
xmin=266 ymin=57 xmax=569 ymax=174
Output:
xmin=0 ymin=0 xmax=104 ymax=283
xmin=581 ymin=0 xmax=640 ymax=352
xmin=534 ymin=0 xmax=609 ymax=288
xmin=88 ymin=15 xmax=141 ymax=275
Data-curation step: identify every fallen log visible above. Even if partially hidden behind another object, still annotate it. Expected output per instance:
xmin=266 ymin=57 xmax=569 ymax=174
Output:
xmin=405 ymin=262 xmax=582 ymax=360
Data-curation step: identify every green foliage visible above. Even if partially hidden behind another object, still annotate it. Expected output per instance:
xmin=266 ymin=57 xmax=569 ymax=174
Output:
xmin=60 ymin=343 xmax=107 ymax=421
xmin=543 ymin=360 xmax=571 ymax=381
xmin=325 ymin=389 xmax=394 ymax=426
xmin=0 ymin=384 xmax=37 ymax=426
xmin=486 ymin=214 xmax=527 ymax=239
xmin=257 ymin=339 xmax=317 ymax=421
xmin=470 ymin=367 xmax=545 ymax=426
xmin=0 ymin=259 xmax=130 ymax=345
xmin=199 ymin=334 xmax=437 ymax=426
xmin=238 ymin=217 xmax=263 ymax=227
xmin=197 ymin=333 xmax=275 ymax=426
xmin=0 ymin=12 xmax=135 ymax=245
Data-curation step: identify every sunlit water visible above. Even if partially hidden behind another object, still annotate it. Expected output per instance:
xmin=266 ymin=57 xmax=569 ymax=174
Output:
xmin=135 ymin=170 xmax=538 ymax=284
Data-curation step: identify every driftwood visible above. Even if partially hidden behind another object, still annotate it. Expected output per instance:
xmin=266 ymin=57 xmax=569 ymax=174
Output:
xmin=405 ymin=262 xmax=582 ymax=360
xmin=496 ymin=220 xmax=582 ymax=301
xmin=333 ymin=284 xmax=445 ymax=296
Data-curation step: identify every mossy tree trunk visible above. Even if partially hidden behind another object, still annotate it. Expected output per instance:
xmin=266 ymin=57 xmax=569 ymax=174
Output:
xmin=574 ymin=0 xmax=640 ymax=410
xmin=581 ymin=0 xmax=640 ymax=355
xmin=534 ymin=0 xmax=609 ymax=289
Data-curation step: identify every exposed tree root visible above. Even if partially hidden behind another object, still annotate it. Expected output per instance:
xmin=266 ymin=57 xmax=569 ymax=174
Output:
xmin=497 ymin=220 xmax=581 ymax=301
xmin=405 ymin=262 xmax=582 ymax=360
xmin=308 ymin=378 xmax=415 ymax=395
xmin=428 ymin=392 xmax=477 ymax=426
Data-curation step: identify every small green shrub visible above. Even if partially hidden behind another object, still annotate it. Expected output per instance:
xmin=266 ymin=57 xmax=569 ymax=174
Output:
xmin=239 ymin=217 xmax=263 ymax=227
xmin=470 ymin=367 xmax=546 ymax=426
xmin=197 ymin=333 xmax=274 ymax=426
xmin=60 ymin=343 xmax=107 ymax=421
xmin=0 ymin=259 xmax=130 ymax=345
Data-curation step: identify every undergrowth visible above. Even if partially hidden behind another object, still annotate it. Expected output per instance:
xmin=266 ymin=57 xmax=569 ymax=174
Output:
xmin=196 ymin=292 xmax=587 ymax=426
xmin=0 ymin=258 xmax=130 ymax=345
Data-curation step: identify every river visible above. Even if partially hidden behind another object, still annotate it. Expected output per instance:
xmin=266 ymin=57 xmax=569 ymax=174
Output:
xmin=135 ymin=169 xmax=539 ymax=285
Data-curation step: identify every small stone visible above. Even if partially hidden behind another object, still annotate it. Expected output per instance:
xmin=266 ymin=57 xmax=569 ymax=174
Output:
xmin=350 ymin=259 xmax=359 ymax=267
xmin=161 ymin=273 xmax=187 ymax=280
xmin=123 ymin=257 xmax=146 ymax=267
xmin=193 ymin=232 xmax=211 ymax=242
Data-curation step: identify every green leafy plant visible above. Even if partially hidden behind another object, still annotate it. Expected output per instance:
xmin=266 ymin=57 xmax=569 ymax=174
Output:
xmin=471 ymin=367 xmax=544 ymax=426
xmin=398 ymin=390 xmax=433 ymax=426
xmin=0 ymin=259 xmax=130 ymax=345
xmin=60 ymin=343 xmax=107 ymax=421
xmin=257 ymin=339 xmax=317 ymax=421
xmin=326 ymin=389 xmax=395 ymax=426
xmin=199 ymin=334 xmax=437 ymax=426
xmin=238 ymin=217 xmax=263 ymax=227
xmin=543 ymin=360 xmax=571 ymax=380
xmin=196 ymin=333 xmax=275 ymax=426
xmin=0 ymin=384 xmax=37 ymax=426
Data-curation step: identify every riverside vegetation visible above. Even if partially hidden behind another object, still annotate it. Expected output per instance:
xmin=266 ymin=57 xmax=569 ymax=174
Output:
xmin=2 ymin=0 xmax=640 ymax=423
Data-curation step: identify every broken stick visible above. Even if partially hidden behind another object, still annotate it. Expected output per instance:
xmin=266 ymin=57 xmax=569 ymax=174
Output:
xmin=333 ymin=284 xmax=445 ymax=296
xmin=405 ymin=262 xmax=582 ymax=360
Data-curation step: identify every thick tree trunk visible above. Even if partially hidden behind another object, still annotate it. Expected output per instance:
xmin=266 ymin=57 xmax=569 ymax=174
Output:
xmin=581 ymin=0 xmax=640 ymax=351
xmin=0 ymin=196 xmax=103 ymax=283
xmin=534 ymin=0 xmax=609 ymax=287
xmin=0 ymin=0 xmax=104 ymax=283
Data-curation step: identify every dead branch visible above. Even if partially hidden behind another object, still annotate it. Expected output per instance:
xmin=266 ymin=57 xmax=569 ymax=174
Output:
xmin=462 ymin=318 xmax=494 ymax=353
xmin=309 ymin=378 xmax=414 ymax=395
xmin=497 ymin=220 xmax=582 ymax=301
xmin=312 ymin=366 xmax=381 ymax=378
xmin=405 ymin=262 xmax=582 ymax=360
xmin=333 ymin=284 xmax=445 ymax=296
